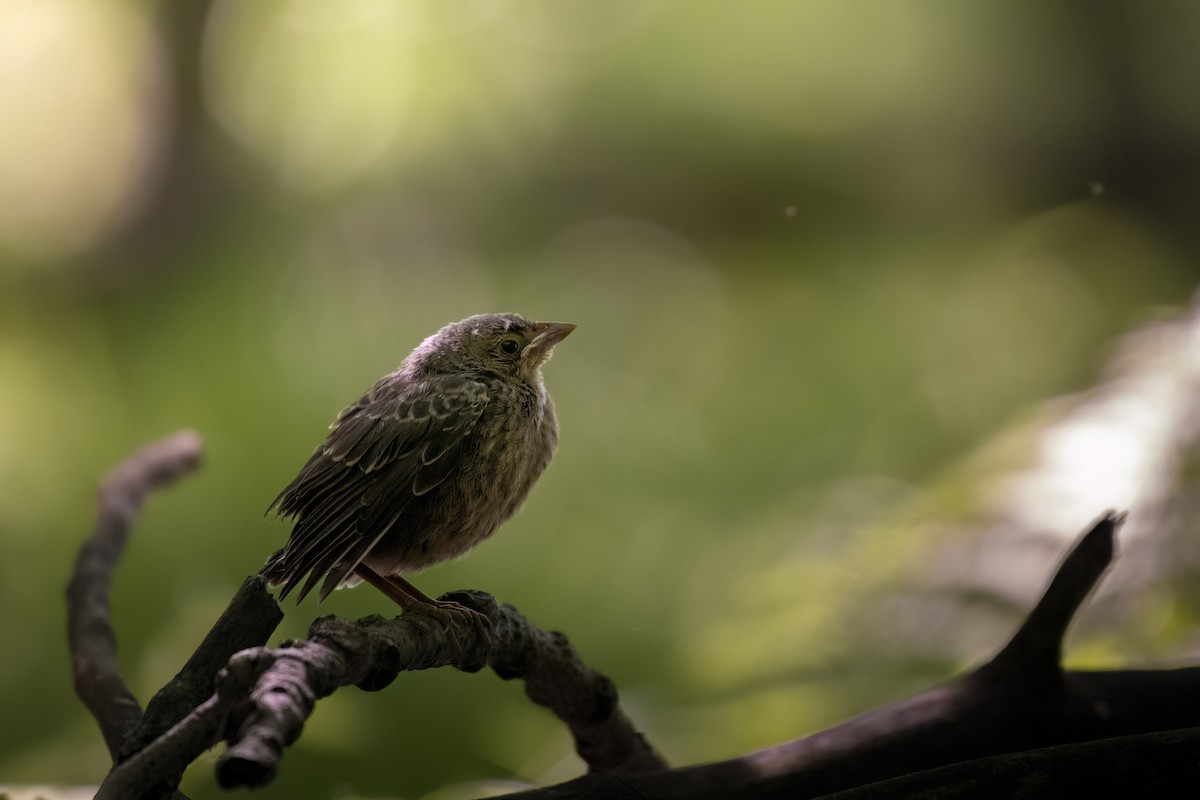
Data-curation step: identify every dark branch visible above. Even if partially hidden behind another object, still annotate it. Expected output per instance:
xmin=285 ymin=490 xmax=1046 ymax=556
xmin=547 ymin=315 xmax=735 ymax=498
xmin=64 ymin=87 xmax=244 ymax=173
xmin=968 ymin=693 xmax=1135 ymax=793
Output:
xmin=98 ymin=587 xmax=665 ymax=795
xmin=119 ymin=575 xmax=283 ymax=762
xmin=97 ymin=695 xmax=227 ymax=800
xmin=495 ymin=512 xmax=1200 ymax=800
xmin=817 ymin=726 xmax=1200 ymax=800
xmin=482 ymin=588 xmax=666 ymax=776
xmin=216 ymin=590 xmax=666 ymax=785
xmin=67 ymin=430 xmax=204 ymax=758
xmin=986 ymin=510 xmax=1123 ymax=676
xmin=67 ymin=432 xmax=283 ymax=800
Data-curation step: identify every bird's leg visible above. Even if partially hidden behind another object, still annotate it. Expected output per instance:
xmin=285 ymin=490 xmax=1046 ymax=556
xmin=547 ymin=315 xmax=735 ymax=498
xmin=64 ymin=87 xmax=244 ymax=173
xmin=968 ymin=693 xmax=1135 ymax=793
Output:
xmin=352 ymin=564 xmax=492 ymax=656
xmin=352 ymin=564 xmax=438 ymax=607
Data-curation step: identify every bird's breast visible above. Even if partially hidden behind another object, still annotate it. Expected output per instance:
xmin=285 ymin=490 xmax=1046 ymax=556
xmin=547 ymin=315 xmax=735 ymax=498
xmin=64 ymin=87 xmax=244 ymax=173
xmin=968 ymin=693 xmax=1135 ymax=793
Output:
xmin=397 ymin=385 xmax=557 ymax=567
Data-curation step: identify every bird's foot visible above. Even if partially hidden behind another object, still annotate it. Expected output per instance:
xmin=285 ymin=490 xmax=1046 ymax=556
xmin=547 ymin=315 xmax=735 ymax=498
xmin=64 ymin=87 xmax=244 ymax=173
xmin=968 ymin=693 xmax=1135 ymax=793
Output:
xmin=405 ymin=598 xmax=493 ymax=670
xmin=350 ymin=565 xmax=493 ymax=668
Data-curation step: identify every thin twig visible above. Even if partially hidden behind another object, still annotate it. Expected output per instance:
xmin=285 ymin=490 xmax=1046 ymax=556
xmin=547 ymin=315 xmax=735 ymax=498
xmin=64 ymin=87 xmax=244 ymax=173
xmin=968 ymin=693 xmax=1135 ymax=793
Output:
xmin=67 ymin=430 xmax=204 ymax=758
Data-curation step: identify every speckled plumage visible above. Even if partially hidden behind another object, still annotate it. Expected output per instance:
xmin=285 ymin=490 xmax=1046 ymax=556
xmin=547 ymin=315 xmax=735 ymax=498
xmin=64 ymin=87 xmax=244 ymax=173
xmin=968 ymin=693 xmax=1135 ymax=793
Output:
xmin=262 ymin=313 xmax=574 ymax=603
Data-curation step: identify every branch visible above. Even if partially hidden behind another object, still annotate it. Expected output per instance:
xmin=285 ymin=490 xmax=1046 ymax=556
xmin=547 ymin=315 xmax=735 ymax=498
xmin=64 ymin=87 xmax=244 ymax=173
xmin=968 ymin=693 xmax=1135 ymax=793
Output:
xmin=66 ymin=430 xmax=204 ymax=758
xmin=985 ymin=510 xmax=1122 ymax=676
xmin=116 ymin=575 xmax=283 ymax=772
xmin=484 ymin=588 xmax=666 ymax=777
xmin=496 ymin=511 xmax=1200 ymax=799
xmin=819 ymin=726 xmax=1200 ymax=799
xmin=98 ymin=588 xmax=665 ymax=796
xmin=68 ymin=432 xmax=284 ymax=800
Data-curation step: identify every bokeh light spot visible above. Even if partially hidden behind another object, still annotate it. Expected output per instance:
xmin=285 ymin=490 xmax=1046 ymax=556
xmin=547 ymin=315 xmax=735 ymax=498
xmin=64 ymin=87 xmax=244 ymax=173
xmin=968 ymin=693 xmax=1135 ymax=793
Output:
xmin=0 ymin=0 xmax=164 ymax=263
xmin=203 ymin=0 xmax=419 ymax=191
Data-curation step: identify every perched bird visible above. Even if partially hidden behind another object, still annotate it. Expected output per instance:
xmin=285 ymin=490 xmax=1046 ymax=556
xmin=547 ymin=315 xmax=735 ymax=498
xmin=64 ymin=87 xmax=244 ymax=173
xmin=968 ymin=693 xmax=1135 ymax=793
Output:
xmin=262 ymin=313 xmax=574 ymax=622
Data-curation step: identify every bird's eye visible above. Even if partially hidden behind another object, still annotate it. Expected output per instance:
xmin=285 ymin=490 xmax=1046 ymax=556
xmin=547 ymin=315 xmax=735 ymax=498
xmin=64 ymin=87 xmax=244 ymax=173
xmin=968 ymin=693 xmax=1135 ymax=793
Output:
xmin=499 ymin=338 xmax=520 ymax=355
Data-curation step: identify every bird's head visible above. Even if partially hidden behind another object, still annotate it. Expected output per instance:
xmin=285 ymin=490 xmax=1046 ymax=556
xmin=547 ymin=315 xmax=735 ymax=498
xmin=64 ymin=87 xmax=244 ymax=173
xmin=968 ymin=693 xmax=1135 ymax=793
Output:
xmin=409 ymin=313 xmax=576 ymax=383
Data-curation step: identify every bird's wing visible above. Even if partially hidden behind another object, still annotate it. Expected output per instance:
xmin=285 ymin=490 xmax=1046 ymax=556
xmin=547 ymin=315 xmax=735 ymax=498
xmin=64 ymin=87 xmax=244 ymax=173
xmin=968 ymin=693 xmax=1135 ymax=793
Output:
xmin=266 ymin=374 xmax=489 ymax=601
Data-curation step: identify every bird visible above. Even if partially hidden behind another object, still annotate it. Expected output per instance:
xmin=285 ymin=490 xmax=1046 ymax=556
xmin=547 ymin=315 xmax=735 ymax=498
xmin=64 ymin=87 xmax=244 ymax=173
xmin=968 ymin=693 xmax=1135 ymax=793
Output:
xmin=261 ymin=313 xmax=575 ymax=625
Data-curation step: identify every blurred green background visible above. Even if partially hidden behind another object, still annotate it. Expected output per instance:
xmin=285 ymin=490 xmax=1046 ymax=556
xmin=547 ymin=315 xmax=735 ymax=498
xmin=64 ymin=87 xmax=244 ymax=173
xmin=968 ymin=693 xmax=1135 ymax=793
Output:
xmin=3 ymin=1 xmax=1200 ymax=798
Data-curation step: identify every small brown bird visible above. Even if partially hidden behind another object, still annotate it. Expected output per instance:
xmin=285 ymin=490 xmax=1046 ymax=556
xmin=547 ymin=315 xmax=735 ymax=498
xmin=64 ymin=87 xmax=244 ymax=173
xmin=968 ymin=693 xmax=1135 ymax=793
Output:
xmin=262 ymin=313 xmax=574 ymax=621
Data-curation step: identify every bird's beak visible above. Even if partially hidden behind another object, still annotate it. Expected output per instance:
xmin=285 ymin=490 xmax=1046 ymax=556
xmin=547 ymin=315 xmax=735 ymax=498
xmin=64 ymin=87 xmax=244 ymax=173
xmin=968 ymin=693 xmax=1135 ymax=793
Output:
xmin=523 ymin=321 xmax=576 ymax=367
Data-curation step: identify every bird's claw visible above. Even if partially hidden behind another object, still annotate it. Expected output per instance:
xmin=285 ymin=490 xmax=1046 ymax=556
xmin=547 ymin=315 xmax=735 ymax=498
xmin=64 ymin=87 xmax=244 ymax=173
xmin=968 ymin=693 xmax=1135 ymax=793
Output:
xmin=407 ymin=599 xmax=493 ymax=669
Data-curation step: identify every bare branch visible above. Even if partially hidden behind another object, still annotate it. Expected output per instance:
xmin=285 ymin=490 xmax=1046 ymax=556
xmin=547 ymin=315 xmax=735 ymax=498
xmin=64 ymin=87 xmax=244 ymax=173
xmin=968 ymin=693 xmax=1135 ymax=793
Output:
xmin=483 ymin=588 xmax=667 ymax=776
xmin=494 ymin=513 xmax=1200 ymax=800
xmin=67 ymin=430 xmax=203 ymax=758
xmin=119 ymin=575 xmax=283 ymax=761
xmin=216 ymin=591 xmax=666 ymax=787
xmin=97 ymin=588 xmax=665 ymax=794
xmin=97 ymin=695 xmax=226 ymax=800
xmin=986 ymin=510 xmax=1123 ymax=676
xmin=818 ymin=727 xmax=1200 ymax=800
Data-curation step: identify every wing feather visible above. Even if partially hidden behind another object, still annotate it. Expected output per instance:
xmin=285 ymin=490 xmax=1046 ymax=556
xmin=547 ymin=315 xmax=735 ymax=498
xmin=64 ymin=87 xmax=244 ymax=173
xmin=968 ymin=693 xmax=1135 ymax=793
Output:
xmin=413 ymin=438 xmax=465 ymax=496
xmin=264 ymin=374 xmax=488 ymax=601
